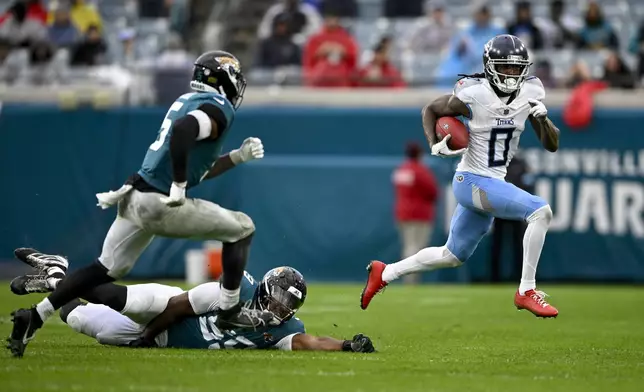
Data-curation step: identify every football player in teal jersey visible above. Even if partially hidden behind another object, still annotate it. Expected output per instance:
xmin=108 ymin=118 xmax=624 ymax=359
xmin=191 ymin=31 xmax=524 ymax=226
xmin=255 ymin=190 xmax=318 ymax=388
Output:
xmin=10 ymin=264 xmax=375 ymax=353
xmin=8 ymin=51 xmax=273 ymax=358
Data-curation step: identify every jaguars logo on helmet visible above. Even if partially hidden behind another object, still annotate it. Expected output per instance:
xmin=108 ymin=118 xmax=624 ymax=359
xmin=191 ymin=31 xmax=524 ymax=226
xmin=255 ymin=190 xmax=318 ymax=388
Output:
xmin=255 ymin=267 xmax=307 ymax=323
xmin=190 ymin=50 xmax=247 ymax=109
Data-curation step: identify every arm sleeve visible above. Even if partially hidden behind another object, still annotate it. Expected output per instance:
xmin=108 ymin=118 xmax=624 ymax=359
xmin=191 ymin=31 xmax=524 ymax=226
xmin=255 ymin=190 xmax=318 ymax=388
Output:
xmin=169 ymin=115 xmax=199 ymax=183
xmin=187 ymin=282 xmax=221 ymax=315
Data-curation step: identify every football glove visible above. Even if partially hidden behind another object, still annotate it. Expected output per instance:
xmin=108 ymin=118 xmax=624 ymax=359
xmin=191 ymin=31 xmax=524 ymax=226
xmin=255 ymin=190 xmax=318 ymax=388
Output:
xmin=230 ymin=137 xmax=264 ymax=165
xmin=528 ymin=99 xmax=548 ymax=119
xmin=431 ymin=134 xmax=467 ymax=158
xmin=159 ymin=181 xmax=187 ymax=207
xmin=343 ymin=333 xmax=375 ymax=353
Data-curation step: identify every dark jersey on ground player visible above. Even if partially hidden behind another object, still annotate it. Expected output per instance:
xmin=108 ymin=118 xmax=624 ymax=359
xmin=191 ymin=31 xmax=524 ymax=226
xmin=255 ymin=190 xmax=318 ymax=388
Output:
xmin=138 ymin=91 xmax=236 ymax=193
xmin=166 ymin=272 xmax=306 ymax=350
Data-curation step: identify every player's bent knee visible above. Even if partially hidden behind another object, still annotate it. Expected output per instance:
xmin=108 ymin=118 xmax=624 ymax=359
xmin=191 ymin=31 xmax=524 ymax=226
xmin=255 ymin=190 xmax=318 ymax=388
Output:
xmin=229 ymin=211 xmax=255 ymax=242
xmin=441 ymin=246 xmax=464 ymax=267
xmin=527 ymin=204 xmax=553 ymax=226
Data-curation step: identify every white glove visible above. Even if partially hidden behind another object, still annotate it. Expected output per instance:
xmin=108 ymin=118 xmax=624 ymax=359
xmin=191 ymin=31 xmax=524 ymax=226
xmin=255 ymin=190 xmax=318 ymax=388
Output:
xmin=528 ymin=99 xmax=547 ymax=119
xmin=160 ymin=181 xmax=186 ymax=207
xmin=431 ymin=134 xmax=467 ymax=158
xmin=230 ymin=137 xmax=264 ymax=165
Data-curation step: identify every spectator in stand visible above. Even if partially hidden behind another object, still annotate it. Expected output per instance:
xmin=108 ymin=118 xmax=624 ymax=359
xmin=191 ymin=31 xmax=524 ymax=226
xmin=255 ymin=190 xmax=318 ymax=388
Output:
xmin=0 ymin=1 xmax=46 ymax=24
xmin=434 ymin=3 xmax=504 ymax=87
xmin=0 ymin=1 xmax=47 ymax=47
xmin=392 ymin=142 xmax=438 ymax=285
xmin=319 ymin=0 xmax=357 ymax=18
xmin=0 ymin=36 xmax=25 ymax=84
xmin=303 ymin=8 xmax=358 ymax=87
xmin=566 ymin=59 xmax=593 ymax=88
xmin=25 ymin=39 xmax=61 ymax=86
xmin=257 ymin=14 xmax=302 ymax=69
xmin=628 ymin=21 xmax=644 ymax=79
xmin=258 ymin=0 xmax=322 ymax=46
xmin=157 ymin=32 xmax=193 ymax=68
xmin=383 ymin=0 xmax=424 ymax=18
xmin=48 ymin=5 xmax=79 ymax=49
xmin=577 ymin=1 xmax=618 ymax=50
xmin=404 ymin=0 xmax=452 ymax=54
xmin=602 ymin=51 xmax=635 ymax=89
xmin=52 ymin=0 xmax=103 ymax=34
xmin=507 ymin=1 xmax=543 ymax=50
xmin=533 ymin=59 xmax=556 ymax=88
xmin=357 ymin=37 xmax=405 ymax=88
xmin=138 ymin=0 xmax=170 ymax=18
xmin=536 ymin=0 xmax=580 ymax=49
xmin=70 ymin=24 xmax=107 ymax=66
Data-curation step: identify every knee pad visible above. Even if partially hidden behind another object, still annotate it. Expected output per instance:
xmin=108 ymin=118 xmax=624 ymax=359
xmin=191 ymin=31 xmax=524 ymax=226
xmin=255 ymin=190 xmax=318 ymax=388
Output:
xmin=122 ymin=284 xmax=179 ymax=324
xmin=65 ymin=307 xmax=86 ymax=333
xmin=527 ymin=205 xmax=553 ymax=225
xmin=237 ymin=212 xmax=255 ymax=235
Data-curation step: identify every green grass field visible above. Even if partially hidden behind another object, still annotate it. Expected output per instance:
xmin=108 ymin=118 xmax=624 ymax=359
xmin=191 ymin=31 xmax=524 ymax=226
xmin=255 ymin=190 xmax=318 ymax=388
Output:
xmin=1 ymin=283 xmax=643 ymax=392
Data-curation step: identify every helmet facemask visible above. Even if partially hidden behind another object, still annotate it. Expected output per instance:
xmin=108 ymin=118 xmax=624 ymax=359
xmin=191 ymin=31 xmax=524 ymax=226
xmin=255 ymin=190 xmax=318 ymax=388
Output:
xmin=486 ymin=58 xmax=531 ymax=94
xmin=258 ymin=282 xmax=304 ymax=324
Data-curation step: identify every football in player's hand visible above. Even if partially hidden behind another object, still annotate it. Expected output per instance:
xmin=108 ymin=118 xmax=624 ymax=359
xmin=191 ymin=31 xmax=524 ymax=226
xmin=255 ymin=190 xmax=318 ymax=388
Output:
xmin=436 ymin=117 xmax=469 ymax=150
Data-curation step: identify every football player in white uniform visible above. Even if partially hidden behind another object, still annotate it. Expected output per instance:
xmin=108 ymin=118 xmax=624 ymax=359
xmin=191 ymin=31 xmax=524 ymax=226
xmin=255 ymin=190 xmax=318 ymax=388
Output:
xmin=361 ymin=35 xmax=560 ymax=318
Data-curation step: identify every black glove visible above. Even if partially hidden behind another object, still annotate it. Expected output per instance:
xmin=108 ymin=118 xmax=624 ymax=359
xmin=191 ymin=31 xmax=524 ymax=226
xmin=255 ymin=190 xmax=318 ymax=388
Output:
xmin=342 ymin=333 xmax=375 ymax=353
xmin=128 ymin=337 xmax=157 ymax=348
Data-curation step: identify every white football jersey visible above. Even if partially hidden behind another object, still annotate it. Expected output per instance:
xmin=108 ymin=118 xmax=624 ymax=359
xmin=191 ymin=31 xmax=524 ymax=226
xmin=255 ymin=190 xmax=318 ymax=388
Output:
xmin=453 ymin=76 xmax=545 ymax=179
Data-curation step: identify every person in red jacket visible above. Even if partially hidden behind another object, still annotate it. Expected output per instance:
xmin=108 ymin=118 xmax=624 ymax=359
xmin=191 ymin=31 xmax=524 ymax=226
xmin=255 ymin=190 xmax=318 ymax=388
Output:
xmin=357 ymin=37 xmax=406 ymax=88
xmin=302 ymin=7 xmax=358 ymax=87
xmin=0 ymin=1 xmax=47 ymax=24
xmin=392 ymin=142 xmax=438 ymax=284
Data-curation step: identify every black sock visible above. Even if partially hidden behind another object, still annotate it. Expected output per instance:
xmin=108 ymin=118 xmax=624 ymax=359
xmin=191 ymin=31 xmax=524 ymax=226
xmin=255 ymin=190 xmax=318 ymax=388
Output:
xmin=82 ymin=283 xmax=128 ymax=312
xmin=221 ymin=234 xmax=253 ymax=290
xmin=47 ymin=261 xmax=115 ymax=310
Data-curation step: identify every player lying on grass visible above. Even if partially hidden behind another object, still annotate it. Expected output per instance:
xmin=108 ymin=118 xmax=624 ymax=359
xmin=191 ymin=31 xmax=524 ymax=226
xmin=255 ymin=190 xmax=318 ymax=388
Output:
xmin=361 ymin=35 xmax=560 ymax=318
xmin=8 ymin=50 xmax=272 ymax=358
xmin=10 ymin=255 xmax=375 ymax=352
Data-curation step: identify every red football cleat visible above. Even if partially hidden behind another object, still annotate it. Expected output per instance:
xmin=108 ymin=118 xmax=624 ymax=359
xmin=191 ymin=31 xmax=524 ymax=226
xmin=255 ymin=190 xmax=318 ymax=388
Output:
xmin=514 ymin=289 xmax=559 ymax=318
xmin=360 ymin=261 xmax=387 ymax=310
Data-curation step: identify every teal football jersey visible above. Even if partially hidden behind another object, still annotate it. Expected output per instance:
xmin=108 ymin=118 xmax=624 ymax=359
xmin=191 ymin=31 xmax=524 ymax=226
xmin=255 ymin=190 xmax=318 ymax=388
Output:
xmin=138 ymin=91 xmax=236 ymax=193
xmin=166 ymin=272 xmax=306 ymax=350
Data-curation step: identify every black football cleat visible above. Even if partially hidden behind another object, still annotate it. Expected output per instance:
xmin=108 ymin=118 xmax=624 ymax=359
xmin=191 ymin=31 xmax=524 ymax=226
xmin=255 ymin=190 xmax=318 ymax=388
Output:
xmin=215 ymin=304 xmax=276 ymax=330
xmin=6 ymin=308 xmax=43 ymax=358
xmin=14 ymin=248 xmax=68 ymax=273
xmin=10 ymin=274 xmax=53 ymax=295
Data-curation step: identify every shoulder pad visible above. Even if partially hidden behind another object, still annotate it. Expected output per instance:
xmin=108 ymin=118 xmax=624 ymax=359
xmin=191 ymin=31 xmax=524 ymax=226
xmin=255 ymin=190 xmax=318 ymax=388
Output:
xmin=453 ymin=77 xmax=484 ymax=96
xmin=523 ymin=76 xmax=546 ymax=100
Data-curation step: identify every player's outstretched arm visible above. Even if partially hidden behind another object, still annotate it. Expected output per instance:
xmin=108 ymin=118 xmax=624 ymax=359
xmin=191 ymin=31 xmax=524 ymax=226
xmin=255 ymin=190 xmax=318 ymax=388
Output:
xmin=203 ymin=137 xmax=265 ymax=180
xmin=131 ymin=292 xmax=197 ymax=347
xmin=291 ymin=333 xmax=375 ymax=353
xmin=528 ymin=99 xmax=559 ymax=152
xmin=421 ymin=94 xmax=471 ymax=147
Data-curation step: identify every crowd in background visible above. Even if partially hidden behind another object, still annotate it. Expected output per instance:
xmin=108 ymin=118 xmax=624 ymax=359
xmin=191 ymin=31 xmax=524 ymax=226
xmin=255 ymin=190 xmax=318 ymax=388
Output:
xmin=0 ymin=0 xmax=192 ymax=86
xmin=2 ymin=0 xmax=644 ymax=91
xmin=255 ymin=0 xmax=644 ymax=89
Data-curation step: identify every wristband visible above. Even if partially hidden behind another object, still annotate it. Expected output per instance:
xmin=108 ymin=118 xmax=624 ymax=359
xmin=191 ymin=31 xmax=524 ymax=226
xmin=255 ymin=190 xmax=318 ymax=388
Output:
xmin=341 ymin=340 xmax=353 ymax=352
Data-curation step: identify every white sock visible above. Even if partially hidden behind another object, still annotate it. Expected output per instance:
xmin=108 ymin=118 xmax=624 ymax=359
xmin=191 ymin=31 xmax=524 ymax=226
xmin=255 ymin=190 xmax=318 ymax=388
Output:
xmin=519 ymin=206 xmax=553 ymax=295
xmin=35 ymin=298 xmax=55 ymax=322
xmin=381 ymin=246 xmax=462 ymax=283
xmin=219 ymin=287 xmax=240 ymax=310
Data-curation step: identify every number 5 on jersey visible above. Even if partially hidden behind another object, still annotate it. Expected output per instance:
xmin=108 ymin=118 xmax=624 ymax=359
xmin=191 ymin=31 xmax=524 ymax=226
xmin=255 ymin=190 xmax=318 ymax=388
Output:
xmin=149 ymin=101 xmax=184 ymax=151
